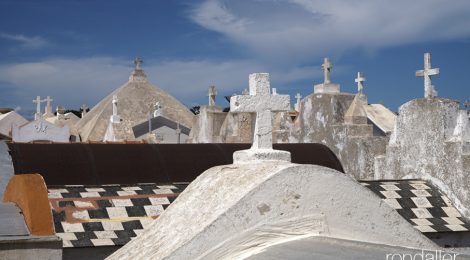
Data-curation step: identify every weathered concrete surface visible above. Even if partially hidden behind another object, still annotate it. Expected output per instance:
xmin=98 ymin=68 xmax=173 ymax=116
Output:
xmin=108 ymin=162 xmax=436 ymax=259
xmin=0 ymin=141 xmax=14 ymax=198
xmin=376 ymin=98 xmax=470 ymax=217
xmin=291 ymin=93 xmax=388 ymax=179
xmin=0 ymin=235 xmax=62 ymax=260
xmin=0 ymin=202 xmax=62 ymax=260
xmin=187 ymin=105 xmax=226 ymax=143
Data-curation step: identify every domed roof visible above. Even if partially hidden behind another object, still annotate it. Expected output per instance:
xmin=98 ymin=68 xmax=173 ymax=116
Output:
xmin=76 ymin=61 xmax=194 ymax=142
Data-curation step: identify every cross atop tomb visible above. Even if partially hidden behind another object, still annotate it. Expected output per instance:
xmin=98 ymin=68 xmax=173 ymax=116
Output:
xmin=416 ymin=53 xmax=440 ymax=99
xmin=355 ymin=72 xmax=366 ymax=94
xmin=80 ymin=104 xmax=88 ymax=117
xmin=44 ymin=96 xmax=53 ymax=116
xmin=33 ymin=96 xmax=46 ymax=120
xmin=322 ymin=58 xmax=333 ymax=84
xmin=134 ymin=57 xmax=143 ymax=70
xmin=230 ymin=73 xmax=291 ymax=162
xmin=208 ymin=86 xmax=217 ymax=106
xmin=295 ymin=93 xmax=302 ymax=112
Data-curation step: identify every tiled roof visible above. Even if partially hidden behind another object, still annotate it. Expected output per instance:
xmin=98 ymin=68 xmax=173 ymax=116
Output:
xmin=48 ymin=183 xmax=188 ymax=248
xmin=361 ymin=179 xmax=470 ymax=233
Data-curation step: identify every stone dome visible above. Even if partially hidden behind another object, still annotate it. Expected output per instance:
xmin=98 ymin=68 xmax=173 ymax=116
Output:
xmin=76 ymin=62 xmax=194 ymax=142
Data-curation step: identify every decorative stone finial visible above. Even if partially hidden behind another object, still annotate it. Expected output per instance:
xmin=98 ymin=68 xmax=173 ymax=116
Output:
xmin=355 ymin=72 xmax=366 ymax=94
xmin=230 ymin=73 xmax=291 ymax=163
xmin=416 ymin=53 xmax=439 ymax=99
xmin=208 ymin=86 xmax=217 ymax=106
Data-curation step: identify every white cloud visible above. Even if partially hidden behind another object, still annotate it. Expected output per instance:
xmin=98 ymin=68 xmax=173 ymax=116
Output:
xmin=189 ymin=0 xmax=470 ymax=63
xmin=0 ymin=33 xmax=49 ymax=50
xmin=0 ymin=57 xmax=321 ymax=110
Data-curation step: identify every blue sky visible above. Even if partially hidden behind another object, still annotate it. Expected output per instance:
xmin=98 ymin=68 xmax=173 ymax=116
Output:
xmin=0 ymin=0 xmax=469 ymax=118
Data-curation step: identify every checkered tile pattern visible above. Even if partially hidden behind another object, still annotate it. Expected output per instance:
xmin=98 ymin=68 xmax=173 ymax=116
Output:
xmin=48 ymin=183 xmax=188 ymax=248
xmin=361 ymin=180 xmax=470 ymax=233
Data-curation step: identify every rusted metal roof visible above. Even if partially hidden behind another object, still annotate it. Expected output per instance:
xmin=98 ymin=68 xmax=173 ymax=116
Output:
xmin=8 ymin=143 xmax=344 ymax=185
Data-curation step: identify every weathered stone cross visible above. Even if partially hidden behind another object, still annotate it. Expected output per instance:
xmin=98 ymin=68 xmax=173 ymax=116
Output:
xmin=80 ymin=104 xmax=88 ymax=117
xmin=355 ymin=72 xmax=366 ymax=94
xmin=208 ymin=86 xmax=217 ymax=106
xmin=134 ymin=57 xmax=143 ymax=70
xmin=32 ymin=96 xmax=45 ymax=120
xmin=416 ymin=53 xmax=439 ymax=99
xmin=322 ymin=58 xmax=332 ymax=84
xmin=230 ymin=73 xmax=290 ymax=150
xmin=44 ymin=96 xmax=53 ymax=115
xmin=295 ymin=93 xmax=302 ymax=112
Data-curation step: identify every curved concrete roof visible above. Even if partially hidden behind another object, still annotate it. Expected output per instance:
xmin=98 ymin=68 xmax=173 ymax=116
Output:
xmin=75 ymin=68 xmax=194 ymax=142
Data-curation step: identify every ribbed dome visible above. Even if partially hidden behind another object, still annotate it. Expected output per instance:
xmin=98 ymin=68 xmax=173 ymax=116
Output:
xmin=76 ymin=66 xmax=194 ymax=142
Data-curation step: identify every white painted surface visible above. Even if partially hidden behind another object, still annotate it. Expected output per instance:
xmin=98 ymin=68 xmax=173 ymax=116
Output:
xmin=12 ymin=118 xmax=70 ymax=142
xmin=0 ymin=111 xmax=28 ymax=137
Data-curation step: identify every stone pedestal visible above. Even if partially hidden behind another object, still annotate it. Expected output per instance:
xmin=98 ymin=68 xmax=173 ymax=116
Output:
xmin=233 ymin=148 xmax=291 ymax=163
xmin=314 ymin=83 xmax=340 ymax=94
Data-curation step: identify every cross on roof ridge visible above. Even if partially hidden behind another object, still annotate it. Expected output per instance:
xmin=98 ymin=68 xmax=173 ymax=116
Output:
xmin=134 ymin=57 xmax=143 ymax=70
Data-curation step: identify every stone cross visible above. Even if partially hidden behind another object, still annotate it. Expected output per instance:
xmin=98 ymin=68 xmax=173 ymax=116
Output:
xmin=295 ymin=93 xmax=302 ymax=112
xmin=355 ymin=72 xmax=366 ymax=94
xmin=111 ymin=95 xmax=121 ymax=123
xmin=134 ymin=57 xmax=143 ymax=70
xmin=416 ymin=53 xmax=439 ymax=99
xmin=33 ymin=96 xmax=45 ymax=120
xmin=322 ymin=58 xmax=333 ymax=84
xmin=80 ymin=104 xmax=88 ymax=118
xmin=44 ymin=96 xmax=53 ymax=116
xmin=230 ymin=73 xmax=290 ymax=150
xmin=208 ymin=86 xmax=217 ymax=106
